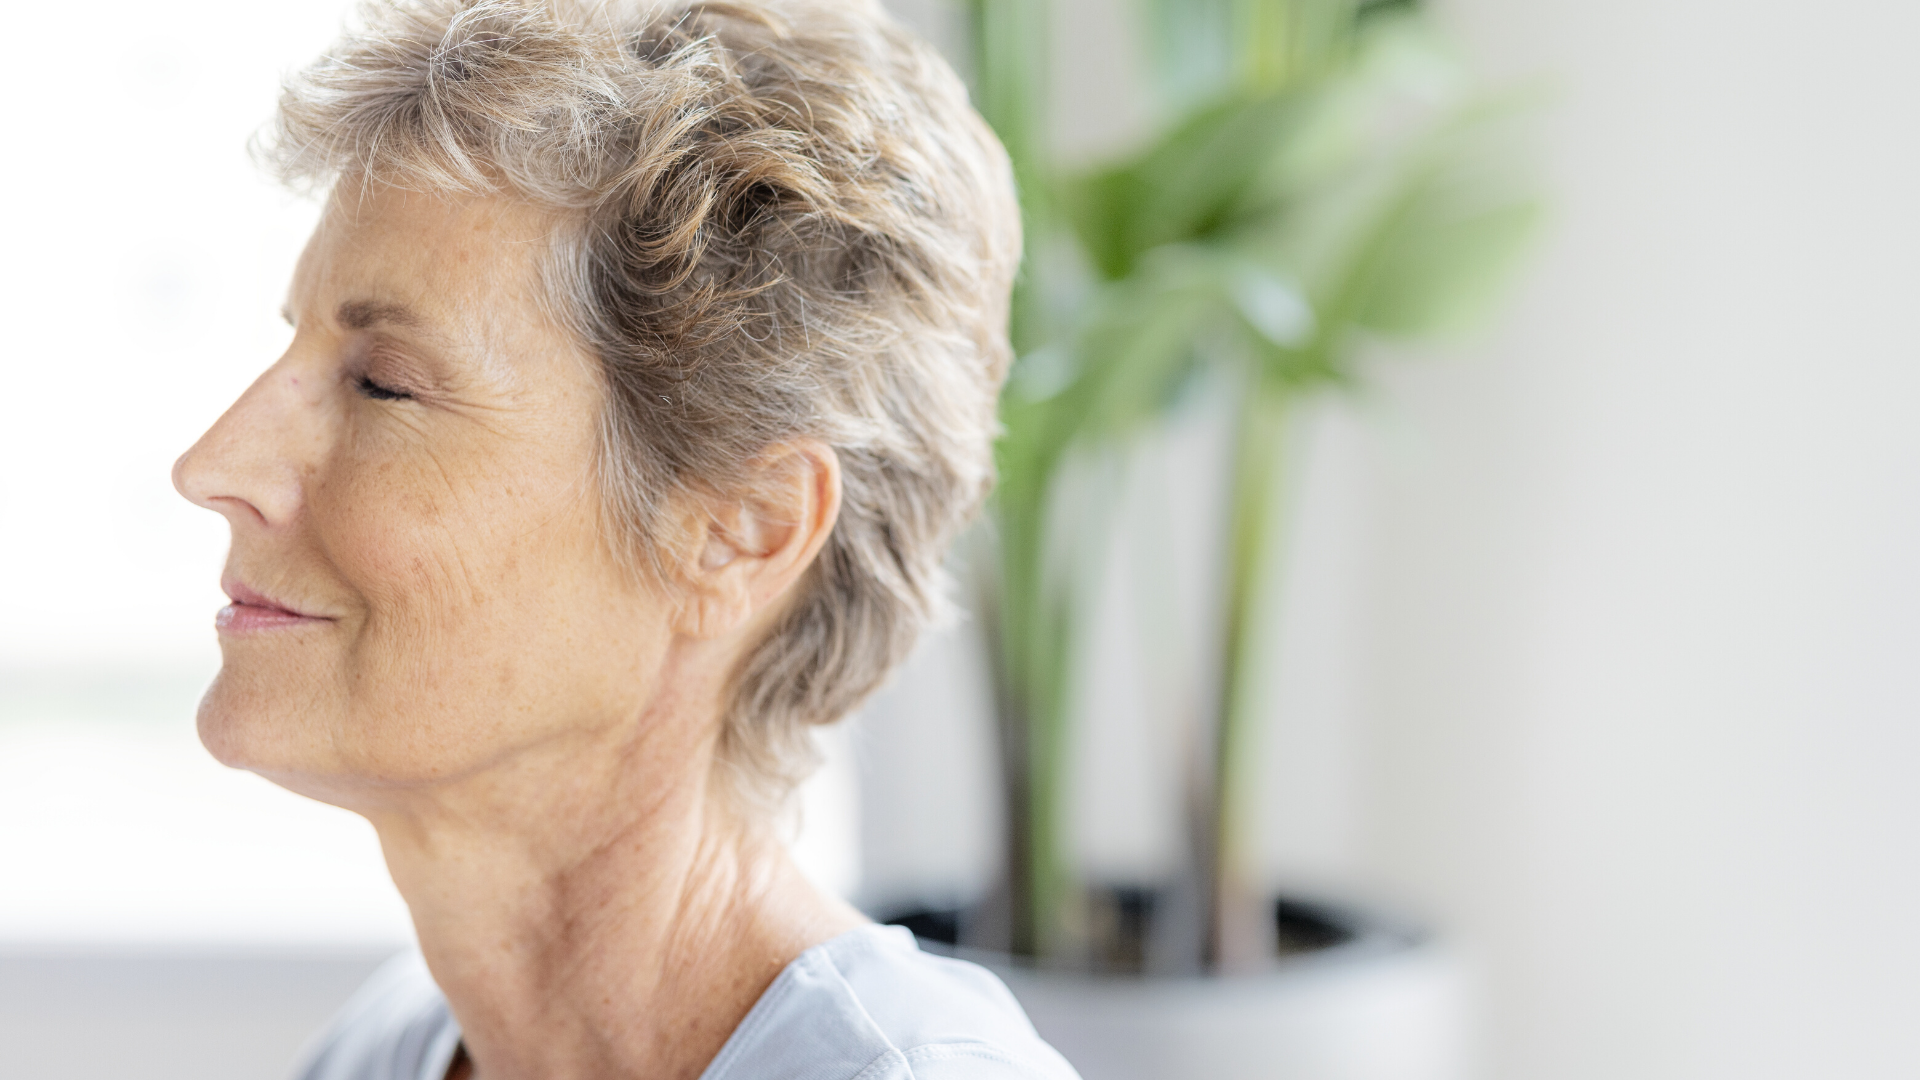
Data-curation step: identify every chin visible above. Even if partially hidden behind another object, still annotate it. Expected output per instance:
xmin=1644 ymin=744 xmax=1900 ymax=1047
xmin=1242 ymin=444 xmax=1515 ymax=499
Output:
xmin=197 ymin=676 xmax=406 ymax=813
xmin=198 ymin=666 xmax=307 ymax=767
xmin=200 ymin=618 xmax=424 ymax=781
xmin=197 ymin=644 xmax=511 ymax=806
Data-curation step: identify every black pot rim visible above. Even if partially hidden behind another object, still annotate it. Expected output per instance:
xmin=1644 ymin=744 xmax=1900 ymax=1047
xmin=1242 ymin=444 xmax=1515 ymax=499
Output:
xmin=879 ymin=892 xmax=1429 ymax=981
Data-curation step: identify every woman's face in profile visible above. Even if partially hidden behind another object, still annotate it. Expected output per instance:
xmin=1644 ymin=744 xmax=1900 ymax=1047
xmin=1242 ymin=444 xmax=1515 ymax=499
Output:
xmin=175 ymin=186 xmax=672 ymax=806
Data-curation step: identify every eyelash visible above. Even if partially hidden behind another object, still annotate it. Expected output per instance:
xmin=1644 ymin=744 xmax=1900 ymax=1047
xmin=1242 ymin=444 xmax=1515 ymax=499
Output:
xmin=356 ymin=374 xmax=412 ymax=402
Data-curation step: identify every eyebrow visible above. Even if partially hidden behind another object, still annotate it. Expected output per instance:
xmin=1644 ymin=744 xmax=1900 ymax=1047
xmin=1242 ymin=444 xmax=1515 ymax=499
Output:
xmin=336 ymin=299 xmax=428 ymax=332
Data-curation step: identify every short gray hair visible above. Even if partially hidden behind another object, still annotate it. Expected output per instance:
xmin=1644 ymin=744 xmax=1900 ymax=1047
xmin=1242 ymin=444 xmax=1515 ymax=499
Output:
xmin=263 ymin=0 xmax=1020 ymax=812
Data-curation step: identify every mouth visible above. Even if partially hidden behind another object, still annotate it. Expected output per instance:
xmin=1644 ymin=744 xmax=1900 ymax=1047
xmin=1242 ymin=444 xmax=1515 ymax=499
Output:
xmin=216 ymin=578 xmax=333 ymax=634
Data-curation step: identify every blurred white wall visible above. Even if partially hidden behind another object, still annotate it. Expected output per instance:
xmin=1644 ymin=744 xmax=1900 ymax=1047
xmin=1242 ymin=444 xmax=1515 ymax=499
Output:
xmin=866 ymin=1 xmax=1920 ymax=1077
xmin=1339 ymin=0 xmax=1920 ymax=1076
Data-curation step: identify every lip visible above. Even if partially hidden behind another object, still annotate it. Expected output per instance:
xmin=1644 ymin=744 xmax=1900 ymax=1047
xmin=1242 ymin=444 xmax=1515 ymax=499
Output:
xmin=216 ymin=578 xmax=333 ymax=634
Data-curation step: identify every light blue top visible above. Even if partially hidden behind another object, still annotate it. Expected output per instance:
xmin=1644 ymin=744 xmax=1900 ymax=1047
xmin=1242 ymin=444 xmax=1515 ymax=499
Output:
xmin=294 ymin=924 xmax=1080 ymax=1080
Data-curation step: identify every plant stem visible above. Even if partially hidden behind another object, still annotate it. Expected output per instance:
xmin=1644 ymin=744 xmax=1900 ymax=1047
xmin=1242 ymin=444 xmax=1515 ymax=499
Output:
xmin=966 ymin=0 xmax=1065 ymax=958
xmin=1206 ymin=383 xmax=1291 ymax=969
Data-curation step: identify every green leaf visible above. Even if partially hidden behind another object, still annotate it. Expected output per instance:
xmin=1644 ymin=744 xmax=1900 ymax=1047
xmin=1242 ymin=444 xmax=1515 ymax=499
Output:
xmin=1352 ymin=196 xmax=1540 ymax=334
xmin=1063 ymin=93 xmax=1309 ymax=280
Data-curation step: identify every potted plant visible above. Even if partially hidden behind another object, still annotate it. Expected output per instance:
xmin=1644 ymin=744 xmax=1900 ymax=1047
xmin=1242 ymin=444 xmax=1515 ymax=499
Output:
xmin=884 ymin=0 xmax=1535 ymax=1075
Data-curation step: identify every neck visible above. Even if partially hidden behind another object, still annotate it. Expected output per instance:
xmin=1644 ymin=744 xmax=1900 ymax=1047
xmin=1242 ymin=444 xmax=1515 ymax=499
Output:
xmin=364 ymin=706 xmax=865 ymax=1080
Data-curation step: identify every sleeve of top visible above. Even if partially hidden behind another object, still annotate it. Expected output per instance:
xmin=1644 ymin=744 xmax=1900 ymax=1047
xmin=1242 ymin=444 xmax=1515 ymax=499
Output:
xmin=701 ymin=926 xmax=1081 ymax=1080
xmin=289 ymin=951 xmax=464 ymax=1080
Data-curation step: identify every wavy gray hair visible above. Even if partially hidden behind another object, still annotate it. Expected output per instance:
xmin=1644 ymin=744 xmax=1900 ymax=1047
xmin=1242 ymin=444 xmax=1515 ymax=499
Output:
xmin=263 ymin=0 xmax=1020 ymax=812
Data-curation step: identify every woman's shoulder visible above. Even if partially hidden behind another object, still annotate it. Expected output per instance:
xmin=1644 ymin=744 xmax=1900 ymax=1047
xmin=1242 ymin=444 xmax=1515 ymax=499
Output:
xmin=702 ymin=924 xmax=1081 ymax=1080
xmin=294 ymin=926 xmax=1080 ymax=1080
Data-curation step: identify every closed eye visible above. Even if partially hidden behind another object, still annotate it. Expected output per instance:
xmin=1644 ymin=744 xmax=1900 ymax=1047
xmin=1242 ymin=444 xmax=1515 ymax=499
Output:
xmin=356 ymin=374 xmax=413 ymax=401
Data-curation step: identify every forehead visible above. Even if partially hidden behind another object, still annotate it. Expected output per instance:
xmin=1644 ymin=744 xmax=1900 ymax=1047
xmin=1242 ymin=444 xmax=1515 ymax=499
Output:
xmin=291 ymin=184 xmax=562 ymax=332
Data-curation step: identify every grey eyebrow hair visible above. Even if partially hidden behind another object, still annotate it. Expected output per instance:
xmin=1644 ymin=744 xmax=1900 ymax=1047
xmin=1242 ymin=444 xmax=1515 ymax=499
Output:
xmin=336 ymin=298 xmax=428 ymax=331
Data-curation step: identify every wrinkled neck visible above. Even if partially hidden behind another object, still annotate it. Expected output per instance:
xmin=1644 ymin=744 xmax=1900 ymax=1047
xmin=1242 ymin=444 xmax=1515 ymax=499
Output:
xmin=364 ymin=704 xmax=863 ymax=1080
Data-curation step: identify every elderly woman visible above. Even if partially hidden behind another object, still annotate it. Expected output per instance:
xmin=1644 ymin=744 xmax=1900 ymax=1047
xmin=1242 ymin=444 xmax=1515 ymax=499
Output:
xmin=171 ymin=2 xmax=1068 ymax=1078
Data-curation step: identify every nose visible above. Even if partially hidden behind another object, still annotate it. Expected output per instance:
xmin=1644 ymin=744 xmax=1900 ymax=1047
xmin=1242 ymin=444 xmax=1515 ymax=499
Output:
xmin=172 ymin=361 xmax=321 ymax=529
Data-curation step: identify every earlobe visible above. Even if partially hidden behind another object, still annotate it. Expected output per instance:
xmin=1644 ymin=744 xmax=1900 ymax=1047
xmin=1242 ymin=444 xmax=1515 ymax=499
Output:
xmin=675 ymin=580 xmax=754 ymax=640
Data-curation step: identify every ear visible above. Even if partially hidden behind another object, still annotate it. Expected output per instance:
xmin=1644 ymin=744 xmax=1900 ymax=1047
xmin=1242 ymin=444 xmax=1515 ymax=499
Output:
xmin=673 ymin=441 xmax=842 ymax=640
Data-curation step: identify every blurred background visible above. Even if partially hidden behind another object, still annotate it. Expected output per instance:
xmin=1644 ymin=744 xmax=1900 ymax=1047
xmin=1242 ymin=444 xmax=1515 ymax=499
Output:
xmin=4 ymin=0 xmax=1919 ymax=1078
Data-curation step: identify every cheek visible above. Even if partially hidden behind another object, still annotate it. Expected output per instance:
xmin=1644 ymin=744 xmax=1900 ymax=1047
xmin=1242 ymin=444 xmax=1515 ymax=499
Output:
xmin=328 ymin=465 xmax=528 ymax=670
xmin=309 ymin=438 xmax=649 ymax=771
xmin=319 ymin=439 xmax=520 ymax=626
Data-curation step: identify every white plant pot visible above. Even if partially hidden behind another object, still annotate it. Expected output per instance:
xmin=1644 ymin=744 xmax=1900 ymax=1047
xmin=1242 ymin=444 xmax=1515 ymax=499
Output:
xmin=928 ymin=906 xmax=1470 ymax=1080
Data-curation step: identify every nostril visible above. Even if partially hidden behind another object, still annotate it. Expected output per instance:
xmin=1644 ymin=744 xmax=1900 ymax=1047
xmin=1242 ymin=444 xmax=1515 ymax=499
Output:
xmin=172 ymin=438 xmax=276 ymax=527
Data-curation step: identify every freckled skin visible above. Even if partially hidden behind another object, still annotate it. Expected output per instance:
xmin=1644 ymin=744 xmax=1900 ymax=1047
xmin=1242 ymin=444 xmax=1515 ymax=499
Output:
xmin=173 ymin=185 xmax=864 ymax=1080
xmin=179 ymin=188 xmax=640 ymax=798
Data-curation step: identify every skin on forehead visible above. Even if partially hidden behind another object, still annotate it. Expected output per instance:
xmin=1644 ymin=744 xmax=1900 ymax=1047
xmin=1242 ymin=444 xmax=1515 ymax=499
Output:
xmin=292 ymin=184 xmax=572 ymax=377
